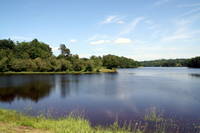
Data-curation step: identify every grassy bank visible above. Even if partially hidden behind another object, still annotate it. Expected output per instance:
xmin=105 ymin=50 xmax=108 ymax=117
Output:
xmin=0 ymin=68 xmax=117 ymax=75
xmin=0 ymin=109 xmax=140 ymax=133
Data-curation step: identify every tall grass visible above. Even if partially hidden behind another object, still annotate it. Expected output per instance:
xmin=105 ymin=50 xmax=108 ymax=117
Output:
xmin=1 ymin=108 xmax=199 ymax=133
xmin=0 ymin=109 xmax=135 ymax=133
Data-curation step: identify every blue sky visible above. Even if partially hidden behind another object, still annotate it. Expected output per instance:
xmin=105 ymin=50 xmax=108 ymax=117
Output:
xmin=0 ymin=0 xmax=200 ymax=61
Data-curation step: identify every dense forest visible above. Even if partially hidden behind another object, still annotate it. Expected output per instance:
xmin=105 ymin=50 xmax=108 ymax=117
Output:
xmin=140 ymin=57 xmax=200 ymax=68
xmin=0 ymin=39 xmax=139 ymax=72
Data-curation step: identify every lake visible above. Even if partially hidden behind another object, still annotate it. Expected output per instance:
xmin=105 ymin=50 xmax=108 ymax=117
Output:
xmin=0 ymin=67 xmax=200 ymax=132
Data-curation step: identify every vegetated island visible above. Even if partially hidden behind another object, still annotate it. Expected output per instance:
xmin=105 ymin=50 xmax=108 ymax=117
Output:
xmin=0 ymin=39 xmax=139 ymax=74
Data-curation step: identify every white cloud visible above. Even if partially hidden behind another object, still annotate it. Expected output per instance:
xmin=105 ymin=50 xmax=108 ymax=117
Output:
xmin=101 ymin=15 xmax=125 ymax=24
xmin=119 ymin=17 xmax=145 ymax=35
xmin=114 ymin=38 xmax=132 ymax=44
xmin=154 ymin=0 xmax=171 ymax=6
xmin=90 ymin=40 xmax=110 ymax=45
xmin=89 ymin=38 xmax=133 ymax=45
xmin=69 ymin=39 xmax=77 ymax=43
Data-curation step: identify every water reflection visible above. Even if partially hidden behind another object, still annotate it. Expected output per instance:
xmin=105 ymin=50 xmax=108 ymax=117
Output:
xmin=60 ymin=75 xmax=70 ymax=98
xmin=0 ymin=75 xmax=55 ymax=103
xmin=190 ymin=73 xmax=200 ymax=78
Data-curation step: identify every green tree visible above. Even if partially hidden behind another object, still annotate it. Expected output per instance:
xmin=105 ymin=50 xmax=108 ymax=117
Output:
xmin=59 ymin=44 xmax=71 ymax=57
xmin=49 ymin=57 xmax=62 ymax=71
xmin=15 ymin=39 xmax=52 ymax=59
xmin=10 ymin=59 xmax=28 ymax=72
xmin=33 ymin=58 xmax=51 ymax=72
xmin=0 ymin=49 xmax=13 ymax=60
xmin=0 ymin=57 xmax=9 ymax=72
xmin=103 ymin=55 xmax=119 ymax=69
xmin=25 ymin=59 xmax=38 ymax=71
xmin=187 ymin=56 xmax=200 ymax=68
xmin=14 ymin=42 xmax=31 ymax=59
xmin=59 ymin=59 xmax=72 ymax=71
xmin=72 ymin=59 xmax=85 ymax=71
xmin=84 ymin=60 xmax=94 ymax=72
xmin=90 ymin=56 xmax=103 ymax=68
xmin=0 ymin=39 xmax=15 ymax=49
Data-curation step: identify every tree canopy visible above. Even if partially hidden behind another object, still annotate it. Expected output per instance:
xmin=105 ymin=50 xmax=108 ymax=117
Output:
xmin=0 ymin=39 xmax=139 ymax=72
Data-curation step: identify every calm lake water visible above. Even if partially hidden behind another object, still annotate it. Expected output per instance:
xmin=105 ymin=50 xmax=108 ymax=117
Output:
xmin=0 ymin=67 xmax=200 ymax=130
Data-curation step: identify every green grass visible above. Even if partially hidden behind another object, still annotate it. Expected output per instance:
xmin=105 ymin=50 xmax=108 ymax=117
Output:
xmin=0 ymin=109 xmax=139 ymax=133
xmin=0 ymin=68 xmax=117 ymax=75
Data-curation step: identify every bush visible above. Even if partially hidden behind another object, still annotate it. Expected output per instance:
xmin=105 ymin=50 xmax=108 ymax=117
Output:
xmin=85 ymin=60 xmax=94 ymax=72
xmin=0 ymin=57 xmax=9 ymax=72
xmin=49 ymin=57 xmax=62 ymax=71
xmin=33 ymin=58 xmax=51 ymax=72
xmin=72 ymin=59 xmax=85 ymax=71
xmin=10 ymin=59 xmax=28 ymax=72
xmin=59 ymin=59 xmax=72 ymax=71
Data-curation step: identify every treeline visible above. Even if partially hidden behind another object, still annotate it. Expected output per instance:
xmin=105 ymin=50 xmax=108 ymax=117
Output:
xmin=140 ymin=57 xmax=200 ymax=68
xmin=0 ymin=39 xmax=139 ymax=72
xmin=140 ymin=59 xmax=188 ymax=67
xmin=187 ymin=57 xmax=200 ymax=68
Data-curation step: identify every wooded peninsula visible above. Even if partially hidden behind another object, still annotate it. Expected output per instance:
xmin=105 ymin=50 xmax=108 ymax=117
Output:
xmin=0 ymin=39 xmax=139 ymax=73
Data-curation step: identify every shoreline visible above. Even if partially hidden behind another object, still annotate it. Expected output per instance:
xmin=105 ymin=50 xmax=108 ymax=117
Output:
xmin=0 ymin=68 xmax=117 ymax=75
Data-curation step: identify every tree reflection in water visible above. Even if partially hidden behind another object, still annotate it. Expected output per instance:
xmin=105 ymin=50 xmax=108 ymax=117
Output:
xmin=0 ymin=75 xmax=55 ymax=103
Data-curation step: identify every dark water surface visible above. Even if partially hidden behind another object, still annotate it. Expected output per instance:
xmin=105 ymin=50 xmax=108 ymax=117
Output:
xmin=0 ymin=67 xmax=200 ymax=130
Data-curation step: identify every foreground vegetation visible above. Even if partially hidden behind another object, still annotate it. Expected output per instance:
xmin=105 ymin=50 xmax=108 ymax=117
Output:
xmin=0 ymin=109 xmax=141 ymax=133
xmin=0 ymin=39 xmax=139 ymax=73
xmin=1 ymin=108 xmax=199 ymax=133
